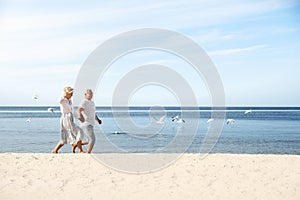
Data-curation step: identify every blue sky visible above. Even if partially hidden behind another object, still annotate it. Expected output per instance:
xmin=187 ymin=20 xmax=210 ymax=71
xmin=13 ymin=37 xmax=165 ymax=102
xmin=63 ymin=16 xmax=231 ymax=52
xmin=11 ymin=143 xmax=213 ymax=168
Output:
xmin=0 ymin=0 xmax=299 ymax=106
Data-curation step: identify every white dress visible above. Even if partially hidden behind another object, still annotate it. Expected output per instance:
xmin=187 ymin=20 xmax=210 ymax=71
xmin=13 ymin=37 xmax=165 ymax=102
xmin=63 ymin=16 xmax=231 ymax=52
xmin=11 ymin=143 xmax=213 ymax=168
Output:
xmin=59 ymin=98 xmax=83 ymax=144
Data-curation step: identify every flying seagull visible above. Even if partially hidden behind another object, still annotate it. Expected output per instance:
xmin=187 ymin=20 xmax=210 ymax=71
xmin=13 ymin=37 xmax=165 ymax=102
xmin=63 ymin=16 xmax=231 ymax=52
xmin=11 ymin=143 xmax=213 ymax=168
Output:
xmin=156 ymin=115 xmax=166 ymax=124
xmin=207 ymin=118 xmax=214 ymax=123
xmin=172 ymin=115 xmax=185 ymax=123
xmin=244 ymin=109 xmax=252 ymax=114
xmin=226 ymin=119 xmax=235 ymax=124
xmin=32 ymin=95 xmax=38 ymax=100
xmin=47 ymin=108 xmax=55 ymax=113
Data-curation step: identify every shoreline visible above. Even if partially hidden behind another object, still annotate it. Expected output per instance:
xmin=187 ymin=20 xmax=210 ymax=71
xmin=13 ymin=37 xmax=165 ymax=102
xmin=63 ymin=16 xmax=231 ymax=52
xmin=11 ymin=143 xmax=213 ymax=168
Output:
xmin=1 ymin=152 xmax=299 ymax=154
xmin=1 ymin=153 xmax=299 ymax=200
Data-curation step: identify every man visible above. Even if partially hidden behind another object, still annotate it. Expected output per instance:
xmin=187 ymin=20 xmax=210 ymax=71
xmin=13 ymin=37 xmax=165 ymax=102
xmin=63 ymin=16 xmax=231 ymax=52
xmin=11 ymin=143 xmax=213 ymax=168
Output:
xmin=77 ymin=89 xmax=102 ymax=153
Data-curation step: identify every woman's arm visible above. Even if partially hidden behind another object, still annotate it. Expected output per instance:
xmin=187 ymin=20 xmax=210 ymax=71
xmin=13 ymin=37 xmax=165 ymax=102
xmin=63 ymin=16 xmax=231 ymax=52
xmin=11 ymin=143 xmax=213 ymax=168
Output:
xmin=77 ymin=107 xmax=85 ymax=122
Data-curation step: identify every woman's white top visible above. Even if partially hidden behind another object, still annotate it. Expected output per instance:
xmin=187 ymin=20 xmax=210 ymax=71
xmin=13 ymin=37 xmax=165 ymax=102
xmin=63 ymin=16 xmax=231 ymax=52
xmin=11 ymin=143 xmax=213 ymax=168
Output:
xmin=60 ymin=97 xmax=73 ymax=114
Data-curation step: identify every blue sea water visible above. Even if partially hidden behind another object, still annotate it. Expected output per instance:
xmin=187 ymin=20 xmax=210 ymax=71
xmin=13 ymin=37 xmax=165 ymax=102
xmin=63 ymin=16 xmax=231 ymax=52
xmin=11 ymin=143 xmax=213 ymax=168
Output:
xmin=0 ymin=106 xmax=299 ymax=154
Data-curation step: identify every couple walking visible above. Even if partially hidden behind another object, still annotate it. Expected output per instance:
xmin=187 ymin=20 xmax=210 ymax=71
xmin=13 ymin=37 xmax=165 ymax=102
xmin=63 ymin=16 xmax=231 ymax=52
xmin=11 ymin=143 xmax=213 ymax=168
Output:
xmin=52 ymin=86 xmax=101 ymax=154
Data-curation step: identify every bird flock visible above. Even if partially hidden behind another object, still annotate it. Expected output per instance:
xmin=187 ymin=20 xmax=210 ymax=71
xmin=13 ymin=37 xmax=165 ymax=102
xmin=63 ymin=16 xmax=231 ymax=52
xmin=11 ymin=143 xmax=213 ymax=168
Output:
xmin=28 ymin=93 xmax=253 ymax=129
xmin=207 ymin=109 xmax=252 ymax=126
xmin=26 ymin=94 xmax=55 ymax=123
xmin=154 ymin=108 xmax=253 ymax=126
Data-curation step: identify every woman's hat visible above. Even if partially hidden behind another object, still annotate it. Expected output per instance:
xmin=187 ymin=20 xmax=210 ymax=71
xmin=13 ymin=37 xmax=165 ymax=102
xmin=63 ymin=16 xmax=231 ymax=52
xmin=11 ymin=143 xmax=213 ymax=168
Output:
xmin=64 ymin=86 xmax=74 ymax=94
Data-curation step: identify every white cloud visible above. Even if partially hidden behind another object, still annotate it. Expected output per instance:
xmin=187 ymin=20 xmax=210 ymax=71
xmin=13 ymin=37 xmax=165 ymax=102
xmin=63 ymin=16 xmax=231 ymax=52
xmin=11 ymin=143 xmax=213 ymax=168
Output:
xmin=0 ymin=0 xmax=293 ymax=67
xmin=0 ymin=0 xmax=299 ymax=105
xmin=0 ymin=0 xmax=293 ymax=34
xmin=208 ymin=45 xmax=267 ymax=56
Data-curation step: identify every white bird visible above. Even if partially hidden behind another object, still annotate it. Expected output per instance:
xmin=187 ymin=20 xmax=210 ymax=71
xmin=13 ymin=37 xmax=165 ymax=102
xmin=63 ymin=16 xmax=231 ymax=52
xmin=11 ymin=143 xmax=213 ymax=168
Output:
xmin=226 ymin=119 xmax=235 ymax=124
xmin=47 ymin=108 xmax=55 ymax=113
xmin=26 ymin=118 xmax=32 ymax=123
xmin=177 ymin=118 xmax=185 ymax=123
xmin=171 ymin=115 xmax=179 ymax=121
xmin=32 ymin=95 xmax=38 ymax=100
xmin=172 ymin=115 xmax=185 ymax=123
xmin=207 ymin=118 xmax=214 ymax=123
xmin=244 ymin=109 xmax=252 ymax=114
xmin=156 ymin=115 xmax=166 ymax=124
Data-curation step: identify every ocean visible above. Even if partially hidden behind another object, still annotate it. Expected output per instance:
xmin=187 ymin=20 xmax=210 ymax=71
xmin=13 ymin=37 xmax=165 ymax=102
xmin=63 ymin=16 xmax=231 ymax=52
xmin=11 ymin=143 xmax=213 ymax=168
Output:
xmin=0 ymin=106 xmax=299 ymax=154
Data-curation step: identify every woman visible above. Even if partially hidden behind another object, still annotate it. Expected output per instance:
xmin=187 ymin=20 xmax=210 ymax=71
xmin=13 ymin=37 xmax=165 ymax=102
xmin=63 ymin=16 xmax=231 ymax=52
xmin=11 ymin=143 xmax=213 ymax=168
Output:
xmin=52 ymin=86 xmax=84 ymax=153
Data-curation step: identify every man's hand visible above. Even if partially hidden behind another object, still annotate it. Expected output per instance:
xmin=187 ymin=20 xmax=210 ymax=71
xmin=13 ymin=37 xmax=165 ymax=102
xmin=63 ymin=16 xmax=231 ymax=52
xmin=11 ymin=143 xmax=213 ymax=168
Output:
xmin=78 ymin=114 xmax=85 ymax=123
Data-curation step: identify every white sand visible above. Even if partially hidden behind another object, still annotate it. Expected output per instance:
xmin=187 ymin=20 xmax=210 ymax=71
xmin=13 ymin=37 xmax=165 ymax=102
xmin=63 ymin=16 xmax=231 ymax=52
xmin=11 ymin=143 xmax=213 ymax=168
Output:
xmin=0 ymin=153 xmax=299 ymax=200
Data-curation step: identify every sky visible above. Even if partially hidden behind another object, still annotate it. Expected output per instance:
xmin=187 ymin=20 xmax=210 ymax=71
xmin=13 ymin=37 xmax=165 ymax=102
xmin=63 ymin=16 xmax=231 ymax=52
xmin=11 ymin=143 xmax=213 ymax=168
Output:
xmin=0 ymin=0 xmax=299 ymax=106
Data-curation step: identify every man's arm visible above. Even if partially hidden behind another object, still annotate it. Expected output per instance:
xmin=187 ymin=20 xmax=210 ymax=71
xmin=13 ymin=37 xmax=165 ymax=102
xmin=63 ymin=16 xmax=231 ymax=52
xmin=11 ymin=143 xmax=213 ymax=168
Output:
xmin=95 ymin=114 xmax=102 ymax=124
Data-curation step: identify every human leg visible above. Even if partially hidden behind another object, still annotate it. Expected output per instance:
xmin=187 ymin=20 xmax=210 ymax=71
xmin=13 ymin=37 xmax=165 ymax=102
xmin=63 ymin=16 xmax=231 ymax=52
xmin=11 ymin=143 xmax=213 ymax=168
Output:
xmin=77 ymin=140 xmax=85 ymax=153
xmin=71 ymin=140 xmax=88 ymax=153
xmin=85 ymin=125 xmax=96 ymax=153
xmin=52 ymin=141 xmax=64 ymax=153
xmin=87 ymin=143 xmax=94 ymax=154
xmin=71 ymin=143 xmax=77 ymax=153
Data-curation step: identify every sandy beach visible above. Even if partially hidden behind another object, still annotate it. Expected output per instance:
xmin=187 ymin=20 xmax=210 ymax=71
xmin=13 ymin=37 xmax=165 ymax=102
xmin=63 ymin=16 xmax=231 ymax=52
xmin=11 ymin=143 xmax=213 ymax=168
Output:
xmin=0 ymin=153 xmax=299 ymax=200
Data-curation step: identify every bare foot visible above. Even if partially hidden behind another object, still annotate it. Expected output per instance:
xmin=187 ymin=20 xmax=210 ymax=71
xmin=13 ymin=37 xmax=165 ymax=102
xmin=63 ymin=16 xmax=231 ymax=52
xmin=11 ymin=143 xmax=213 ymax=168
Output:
xmin=52 ymin=150 xmax=58 ymax=154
